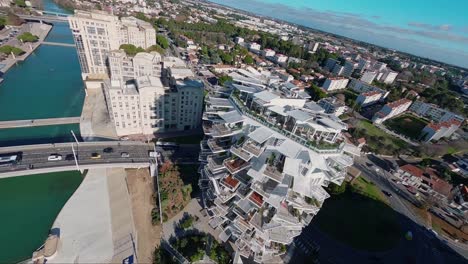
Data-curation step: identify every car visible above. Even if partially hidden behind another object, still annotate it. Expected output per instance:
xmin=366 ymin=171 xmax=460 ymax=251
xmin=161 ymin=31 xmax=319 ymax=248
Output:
xmin=48 ymin=154 xmax=62 ymax=161
xmin=121 ymin=152 xmax=130 ymax=158
xmin=90 ymin=153 xmax=101 ymax=159
xmin=382 ymin=190 xmax=392 ymax=197
xmin=103 ymin=147 xmax=114 ymax=153
xmin=65 ymin=154 xmax=75 ymax=161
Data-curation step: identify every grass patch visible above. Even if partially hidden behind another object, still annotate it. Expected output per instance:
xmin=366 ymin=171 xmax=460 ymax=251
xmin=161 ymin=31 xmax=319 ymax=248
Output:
xmin=384 ymin=114 xmax=428 ymax=140
xmin=351 ymin=177 xmax=388 ymax=203
xmin=313 ymin=189 xmax=402 ymax=251
xmin=352 ymin=120 xmax=408 ymax=155
xmin=159 ymin=134 xmax=204 ymax=144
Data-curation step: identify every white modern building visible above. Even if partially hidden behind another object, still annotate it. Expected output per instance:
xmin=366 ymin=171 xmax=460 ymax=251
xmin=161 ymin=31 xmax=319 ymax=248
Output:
xmin=104 ymin=51 xmax=203 ymax=136
xmin=317 ymin=97 xmax=348 ymax=116
xmin=249 ymin=42 xmax=261 ymax=52
xmin=322 ymin=77 xmax=349 ymax=92
xmin=372 ymin=98 xmax=412 ymax=124
xmin=356 ymin=91 xmax=383 ymax=106
xmin=379 ymin=70 xmax=398 ymax=84
xmin=199 ymin=86 xmax=353 ymax=263
xmin=360 ymin=71 xmax=377 ymax=84
xmin=261 ymin=49 xmax=276 ymax=58
xmin=348 ymin=79 xmax=389 ymax=99
xmin=69 ymin=10 xmax=156 ymax=79
xmin=409 ymin=101 xmax=465 ymax=123
xmin=421 ymin=119 xmax=462 ymax=142
xmin=273 ymin=54 xmax=288 ymax=64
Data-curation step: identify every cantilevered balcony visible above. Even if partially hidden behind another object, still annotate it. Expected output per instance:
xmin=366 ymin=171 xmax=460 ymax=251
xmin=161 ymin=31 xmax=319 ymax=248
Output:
xmin=264 ymin=164 xmax=284 ymax=183
xmin=224 ymin=158 xmax=251 ymax=174
xmin=207 ymin=155 xmax=226 ymax=172
xmin=207 ymin=138 xmax=230 ymax=153
xmin=211 ymin=123 xmax=243 ymax=138
xmin=220 ymin=174 xmax=241 ymax=191
xmin=242 ymin=140 xmax=265 ymax=157
xmin=249 ymin=191 xmax=264 ymax=207
xmin=202 ymin=122 xmax=213 ymax=135
xmin=231 ymin=145 xmax=253 ymax=161
xmin=203 ymin=166 xmax=227 ymax=180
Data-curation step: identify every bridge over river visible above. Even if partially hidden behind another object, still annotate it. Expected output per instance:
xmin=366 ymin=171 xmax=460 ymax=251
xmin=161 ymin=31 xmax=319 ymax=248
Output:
xmin=0 ymin=141 xmax=156 ymax=178
xmin=0 ymin=117 xmax=80 ymax=129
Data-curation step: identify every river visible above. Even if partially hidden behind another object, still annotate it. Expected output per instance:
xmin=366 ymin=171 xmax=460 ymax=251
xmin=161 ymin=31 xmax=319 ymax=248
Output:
xmin=0 ymin=1 xmax=86 ymax=263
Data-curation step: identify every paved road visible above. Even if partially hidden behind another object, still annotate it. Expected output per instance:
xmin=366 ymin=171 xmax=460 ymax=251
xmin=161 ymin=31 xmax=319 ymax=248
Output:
xmin=0 ymin=117 xmax=80 ymax=129
xmin=0 ymin=141 xmax=154 ymax=176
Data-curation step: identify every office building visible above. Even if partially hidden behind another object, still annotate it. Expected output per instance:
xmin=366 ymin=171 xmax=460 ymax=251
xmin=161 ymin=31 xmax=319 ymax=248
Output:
xmin=104 ymin=51 xmax=203 ymax=136
xmin=199 ymin=86 xmax=353 ymax=263
xmin=69 ymin=10 xmax=156 ymax=79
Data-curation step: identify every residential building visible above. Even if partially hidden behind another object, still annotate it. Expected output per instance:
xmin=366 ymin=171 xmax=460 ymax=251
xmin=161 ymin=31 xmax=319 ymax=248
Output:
xmin=235 ymin=37 xmax=244 ymax=44
xmin=104 ymin=51 xmax=203 ymax=136
xmin=342 ymin=61 xmax=357 ymax=77
xmin=322 ymin=77 xmax=349 ymax=92
xmin=332 ymin=64 xmax=345 ymax=76
xmin=199 ymin=86 xmax=353 ymax=263
xmin=324 ymin=58 xmax=339 ymax=72
xmin=69 ymin=10 xmax=156 ymax=79
xmin=450 ymin=185 xmax=468 ymax=213
xmin=348 ymin=79 xmax=389 ymax=98
xmin=373 ymin=61 xmax=387 ymax=72
xmin=372 ymin=98 xmax=412 ymax=124
xmin=356 ymin=58 xmax=371 ymax=73
xmin=273 ymin=54 xmax=288 ymax=64
xmin=317 ymin=97 xmax=348 ymax=117
xmin=356 ymin=91 xmax=383 ymax=106
xmin=409 ymin=101 xmax=465 ymax=123
xmin=249 ymin=42 xmax=261 ymax=52
xmin=262 ymin=49 xmax=276 ymax=58
xmin=306 ymin=41 xmax=319 ymax=53
xmin=379 ymin=70 xmax=398 ymax=84
xmin=360 ymin=71 xmax=377 ymax=84
xmin=421 ymin=119 xmax=462 ymax=142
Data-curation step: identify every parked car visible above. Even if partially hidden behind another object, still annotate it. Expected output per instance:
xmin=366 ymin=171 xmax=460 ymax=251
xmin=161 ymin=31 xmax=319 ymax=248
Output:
xmin=382 ymin=190 xmax=392 ymax=197
xmin=103 ymin=147 xmax=114 ymax=153
xmin=121 ymin=152 xmax=130 ymax=158
xmin=90 ymin=153 xmax=101 ymax=159
xmin=48 ymin=154 xmax=62 ymax=161
xmin=65 ymin=154 xmax=75 ymax=161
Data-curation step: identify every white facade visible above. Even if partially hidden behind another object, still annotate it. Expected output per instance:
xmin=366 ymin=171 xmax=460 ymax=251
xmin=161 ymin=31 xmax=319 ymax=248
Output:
xmin=360 ymin=71 xmax=377 ymax=84
xmin=379 ymin=70 xmax=398 ymax=84
xmin=348 ymin=79 xmax=389 ymax=98
xmin=421 ymin=120 xmax=462 ymax=142
xmin=69 ymin=10 xmax=156 ymax=79
xmin=318 ymin=97 xmax=348 ymax=116
xmin=356 ymin=91 xmax=383 ymax=106
xmin=105 ymin=52 xmax=203 ymax=136
xmin=262 ymin=49 xmax=276 ymax=58
xmin=372 ymin=99 xmax=412 ymax=124
xmin=322 ymin=77 xmax=349 ymax=92
xmin=249 ymin=42 xmax=261 ymax=51
xmin=274 ymin=54 xmax=288 ymax=64
xmin=409 ymin=101 xmax=465 ymax=123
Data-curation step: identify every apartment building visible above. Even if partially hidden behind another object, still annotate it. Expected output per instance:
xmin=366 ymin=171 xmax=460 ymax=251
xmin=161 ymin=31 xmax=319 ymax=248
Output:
xmin=69 ymin=10 xmax=156 ymax=79
xmin=317 ymin=97 xmax=348 ymax=116
xmin=421 ymin=119 xmax=462 ymax=142
xmin=409 ymin=100 xmax=465 ymax=123
xmin=372 ymin=98 xmax=412 ymax=124
xmin=356 ymin=58 xmax=371 ymax=73
xmin=342 ymin=61 xmax=357 ymax=77
xmin=379 ymin=70 xmax=398 ymax=84
xmin=356 ymin=91 xmax=383 ymax=106
xmin=262 ymin=49 xmax=276 ymax=58
xmin=324 ymin=58 xmax=339 ymax=71
xmin=332 ymin=64 xmax=345 ymax=76
xmin=199 ymin=86 xmax=353 ymax=263
xmin=348 ymin=79 xmax=389 ymax=99
xmin=249 ymin=42 xmax=261 ymax=52
xmin=360 ymin=71 xmax=377 ymax=84
xmin=104 ymin=51 xmax=203 ymax=136
xmin=322 ymin=77 xmax=349 ymax=92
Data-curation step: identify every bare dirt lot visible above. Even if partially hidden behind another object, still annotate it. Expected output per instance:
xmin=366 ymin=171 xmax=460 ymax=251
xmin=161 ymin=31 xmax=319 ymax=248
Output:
xmin=126 ymin=169 xmax=161 ymax=263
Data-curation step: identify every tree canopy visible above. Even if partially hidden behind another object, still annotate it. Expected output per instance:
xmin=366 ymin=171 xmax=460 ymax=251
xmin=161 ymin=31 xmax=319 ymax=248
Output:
xmin=119 ymin=44 xmax=145 ymax=56
xmin=0 ymin=45 xmax=24 ymax=55
xmin=17 ymin=32 xmax=39 ymax=43
xmin=156 ymin=35 xmax=169 ymax=49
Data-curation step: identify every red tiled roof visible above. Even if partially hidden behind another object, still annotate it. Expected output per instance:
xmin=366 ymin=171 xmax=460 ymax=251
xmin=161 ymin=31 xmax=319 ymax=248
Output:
xmin=400 ymin=164 xmax=424 ymax=178
xmin=426 ymin=118 xmax=462 ymax=131
xmin=357 ymin=138 xmax=366 ymax=144
xmin=386 ymin=98 xmax=412 ymax=109
xmin=223 ymin=175 xmax=240 ymax=189
xmin=249 ymin=191 xmax=264 ymax=206
xmin=431 ymin=177 xmax=452 ymax=197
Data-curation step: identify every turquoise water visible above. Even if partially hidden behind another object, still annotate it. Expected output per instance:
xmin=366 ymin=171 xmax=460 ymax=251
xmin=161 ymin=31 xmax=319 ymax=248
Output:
xmin=0 ymin=171 xmax=83 ymax=263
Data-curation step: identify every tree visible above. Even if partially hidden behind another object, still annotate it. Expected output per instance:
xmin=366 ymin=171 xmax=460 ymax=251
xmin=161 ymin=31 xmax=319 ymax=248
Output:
xmin=328 ymin=182 xmax=346 ymax=195
xmin=243 ymin=54 xmax=254 ymax=65
xmin=306 ymin=84 xmax=326 ymax=101
xmin=14 ymin=0 xmax=26 ymax=7
xmin=218 ymin=75 xmax=233 ymax=86
xmin=147 ymin=44 xmax=165 ymax=54
xmin=0 ymin=45 xmax=24 ymax=56
xmin=119 ymin=44 xmax=145 ymax=56
xmin=0 ymin=17 xmax=6 ymax=29
xmin=220 ymin=52 xmax=233 ymax=64
xmin=17 ymin=32 xmax=39 ymax=43
xmin=156 ymin=35 xmax=169 ymax=49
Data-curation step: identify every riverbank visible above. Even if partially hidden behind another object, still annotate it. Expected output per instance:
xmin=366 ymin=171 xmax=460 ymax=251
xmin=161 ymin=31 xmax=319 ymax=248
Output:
xmin=0 ymin=23 xmax=52 ymax=74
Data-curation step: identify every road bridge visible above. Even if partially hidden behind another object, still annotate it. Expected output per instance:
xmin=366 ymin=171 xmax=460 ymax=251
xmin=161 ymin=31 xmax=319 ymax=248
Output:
xmin=0 ymin=117 xmax=80 ymax=129
xmin=0 ymin=141 xmax=155 ymax=178
xmin=17 ymin=14 xmax=69 ymax=23
xmin=42 ymin=41 xmax=75 ymax=47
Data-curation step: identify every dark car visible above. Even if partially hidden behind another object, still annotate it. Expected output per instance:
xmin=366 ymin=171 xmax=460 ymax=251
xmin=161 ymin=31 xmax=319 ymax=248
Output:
xmin=103 ymin=147 xmax=114 ymax=153
xmin=382 ymin=190 xmax=392 ymax=197
xmin=65 ymin=154 xmax=75 ymax=161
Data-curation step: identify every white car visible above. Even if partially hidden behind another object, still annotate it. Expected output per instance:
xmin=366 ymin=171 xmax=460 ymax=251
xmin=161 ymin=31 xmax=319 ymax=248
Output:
xmin=48 ymin=154 xmax=62 ymax=161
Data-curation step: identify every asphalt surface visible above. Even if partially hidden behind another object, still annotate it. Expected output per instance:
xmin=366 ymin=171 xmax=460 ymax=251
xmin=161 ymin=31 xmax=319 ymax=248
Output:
xmin=0 ymin=142 xmax=154 ymax=174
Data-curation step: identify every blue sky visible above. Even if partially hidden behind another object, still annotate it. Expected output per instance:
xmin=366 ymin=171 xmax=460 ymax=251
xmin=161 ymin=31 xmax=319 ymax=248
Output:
xmin=208 ymin=0 xmax=468 ymax=68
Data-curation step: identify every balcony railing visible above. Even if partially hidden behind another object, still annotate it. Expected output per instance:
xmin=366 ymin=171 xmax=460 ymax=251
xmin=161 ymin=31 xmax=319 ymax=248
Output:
xmin=207 ymin=139 xmax=230 ymax=153
xmin=230 ymin=95 xmax=343 ymax=154
xmin=212 ymin=123 xmax=242 ymax=137
xmin=207 ymin=155 xmax=226 ymax=172
xmin=264 ymin=164 xmax=284 ymax=183
xmin=231 ymin=145 xmax=253 ymax=161
xmin=242 ymin=140 xmax=265 ymax=157
xmin=224 ymin=158 xmax=251 ymax=174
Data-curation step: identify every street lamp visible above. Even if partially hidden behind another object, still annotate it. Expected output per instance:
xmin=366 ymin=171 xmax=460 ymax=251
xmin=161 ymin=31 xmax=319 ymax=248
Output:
xmin=70 ymin=130 xmax=82 ymax=173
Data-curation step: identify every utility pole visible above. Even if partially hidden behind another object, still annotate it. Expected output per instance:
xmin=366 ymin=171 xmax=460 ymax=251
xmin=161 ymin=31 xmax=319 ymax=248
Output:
xmin=70 ymin=130 xmax=82 ymax=173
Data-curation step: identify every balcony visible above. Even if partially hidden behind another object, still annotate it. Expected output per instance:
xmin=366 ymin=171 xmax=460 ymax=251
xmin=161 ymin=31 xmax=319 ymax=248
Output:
xmin=212 ymin=123 xmax=242 ymax=138
xmin=231 ymin=145 xmax=253 ymax=161
xmin=207 ymin=155 xmax=226 ymax=172
xmin=242 ymin=140 xmax=265 ymax=157
xmin=249 ymin=191 xmax=264 ymax=207
xmin=202 ymin=122 xmax=213 ymax=135
xmin=221 ymin=174 xmax=241 ymax=191
xmin=207 ymin=138 xmax=230 ymax=153
xmin=224 ymin=158 xmax=251 ymax=174
xmin=264 ymin=164 xmax=284 ymax=183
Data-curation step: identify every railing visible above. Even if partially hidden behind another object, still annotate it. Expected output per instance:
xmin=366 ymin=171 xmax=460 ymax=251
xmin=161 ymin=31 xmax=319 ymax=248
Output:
xmin=264 ymin=164 xmax=284 ymax=182
xmin=242 ymin=141 xmax=264 ymax=157
xmin=230 ymin=95 xmax=343 ymax=154
xmin=231 ymin=145 xmax=253 ymax=161
xmin=224 ymin=158 xmax=251 ymax=174
xmin=212 ymin=123 xmax=242 ymax=137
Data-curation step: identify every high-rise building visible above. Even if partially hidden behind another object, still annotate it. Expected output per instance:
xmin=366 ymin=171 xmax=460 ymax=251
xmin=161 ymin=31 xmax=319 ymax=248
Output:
xmin=69 ymin=10 xmax=156 ymax=79
xmin=199 ymin=86 xmax=353 ymax=263
xmin=104 ymin=51 xmax=203 ymax=136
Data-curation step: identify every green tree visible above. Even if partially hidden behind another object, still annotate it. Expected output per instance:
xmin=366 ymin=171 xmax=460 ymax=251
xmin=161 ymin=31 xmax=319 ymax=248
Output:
xmin=243 ymin=54 xmax=254 ymax=64
xmin=220 ymin=52 xmax=233 ymax=64
xmin=0 ymin=17 xmax=6 ymax=28
xmin=14 ymin=0 xmax=26 ymax=7
xmin=306 ymin=84 xmax=327 ymax=101
xmin=17 ymin=32 xmax=39 ymax=43
xmin=218 ymin=75 xmax=233 ymax=86
xmin=119 ymin=44 xmax=145 ymax=56
xmin=147 ymin=44 xmax=165 ymax=54
xmin=0 ymin=45 xmax=24 ymax=55
xmin=328 ymin=182 xmax=346 ymax=195
xmin=156 ymin=35 xmax=169 ymax=49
